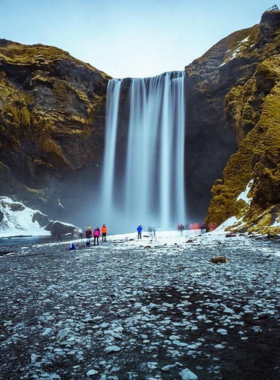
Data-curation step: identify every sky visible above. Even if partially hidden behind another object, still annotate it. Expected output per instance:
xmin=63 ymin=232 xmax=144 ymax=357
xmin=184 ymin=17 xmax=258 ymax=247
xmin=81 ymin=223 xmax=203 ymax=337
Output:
xmin=0 ymin=0 xmax=278 ymax=78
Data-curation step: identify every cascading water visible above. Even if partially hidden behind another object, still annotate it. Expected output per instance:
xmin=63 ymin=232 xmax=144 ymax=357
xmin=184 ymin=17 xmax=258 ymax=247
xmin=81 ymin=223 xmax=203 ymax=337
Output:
xmin=100 ymin=71 xmax=186 ymax=233
xmin=100 ymin=79 xmax=122 ymax=218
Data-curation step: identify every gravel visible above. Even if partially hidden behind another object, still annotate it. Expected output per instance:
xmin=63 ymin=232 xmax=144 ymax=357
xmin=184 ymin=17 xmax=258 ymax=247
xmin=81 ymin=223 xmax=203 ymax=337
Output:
xmin=0 ymin=234 xmax=280 ymax=379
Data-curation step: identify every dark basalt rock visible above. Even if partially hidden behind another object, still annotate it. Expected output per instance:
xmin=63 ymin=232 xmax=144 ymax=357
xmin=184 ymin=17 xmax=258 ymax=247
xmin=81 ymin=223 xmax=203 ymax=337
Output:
xmin=183 ymin=25 xmax=258 ymax=220
xmin=8 ymin=202 xmax=25 ymax=212
xmin=32 ymin=211 xmax=49 ymax=227
xmin=0 ymin=40 xmax=110 ymax=221
xmin=45 ymin=220 xmax=79 ymax=236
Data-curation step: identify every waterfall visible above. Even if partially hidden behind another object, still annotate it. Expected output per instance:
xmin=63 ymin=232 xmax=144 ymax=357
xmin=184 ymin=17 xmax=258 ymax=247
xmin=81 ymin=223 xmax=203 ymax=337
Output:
xmin=100 ymin=71 xmax=186 ymax=233
xmin=100 ymin=79 xmax=122 ymax=219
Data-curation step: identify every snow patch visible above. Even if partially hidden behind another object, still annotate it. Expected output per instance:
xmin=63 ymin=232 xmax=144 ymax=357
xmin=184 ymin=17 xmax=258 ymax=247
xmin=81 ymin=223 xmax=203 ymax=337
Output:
xmin=0 ymin=196 xmax=50 ymax=237
xmin=214 ymin=216 xmax=241 ymax=232
xmin=272 ymin=218 xmax=280 ymax=227
xmin=214 ymin=180 xmax=253 ymax=232
xmin=219 ymin=36 xmax=250 ymax=67
xmin=237 ymin=180 xmax=253 ymax=203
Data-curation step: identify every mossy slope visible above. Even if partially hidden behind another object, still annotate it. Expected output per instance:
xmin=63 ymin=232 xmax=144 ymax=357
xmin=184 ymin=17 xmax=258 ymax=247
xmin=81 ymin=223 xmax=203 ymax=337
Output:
xmin=0 ymin=39 xmax=110 ymax=214
xmin=205 ymin=11 xmax=280 ymax=233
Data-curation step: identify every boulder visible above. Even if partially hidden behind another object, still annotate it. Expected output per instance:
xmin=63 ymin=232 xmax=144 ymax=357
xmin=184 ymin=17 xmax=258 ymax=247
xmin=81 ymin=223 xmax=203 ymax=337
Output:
xmin=45 ymin=220 xmax=79 ymax=236
xmin=8 ymin=202 xmax=25 ymax=212
xmin=32 ymin=211 xmax=49 ymax=227
xmin=211 ymin=256 xmax=227 ymax=264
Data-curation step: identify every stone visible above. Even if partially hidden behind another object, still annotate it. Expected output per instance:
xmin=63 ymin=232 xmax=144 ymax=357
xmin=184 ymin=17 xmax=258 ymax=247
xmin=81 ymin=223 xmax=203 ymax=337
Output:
xmin=47 ymin=221 xmax=80 ymax=236
xmin=104 ymin=346 xmax=121 ymax=353
xmin=162 ymin=364 xmax=175 ymax=372
xmin=32 ymin=211 xmax=49 ymax=227
xmin=180 ymin=368 xmax=198 ymax=380
xmin=211 ymin=256 xmax=227 ymax=264
xmin=86 ymin=369 xmax=99 ymax=376
xmin=217 ymin=328 xmax=228 ymax=335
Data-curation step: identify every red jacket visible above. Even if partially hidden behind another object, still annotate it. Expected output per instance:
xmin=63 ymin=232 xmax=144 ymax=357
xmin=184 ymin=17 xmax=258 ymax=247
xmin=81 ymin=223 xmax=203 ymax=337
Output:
xmin=86 ymin=229 xmax=92 ymax=238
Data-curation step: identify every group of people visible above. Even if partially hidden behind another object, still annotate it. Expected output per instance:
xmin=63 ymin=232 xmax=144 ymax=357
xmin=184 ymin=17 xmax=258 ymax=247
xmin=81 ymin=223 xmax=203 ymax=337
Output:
xmin=177 ymin=222 xmax=208 ymax=234
xmin=137 ymin=225 xmax=157 ymax=241
xmin=69 ymin=220 xmax=217 ymax=251
xmin=85 ymin=224 xmax=108 ymax=246
xmin=69 ymin=224 xmax=107 ymax=250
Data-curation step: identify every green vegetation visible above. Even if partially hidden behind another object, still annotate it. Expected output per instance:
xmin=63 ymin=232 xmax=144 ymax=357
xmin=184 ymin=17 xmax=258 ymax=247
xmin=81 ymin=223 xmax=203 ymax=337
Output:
xmin=206 ymin=52 xmax=280 ymax=233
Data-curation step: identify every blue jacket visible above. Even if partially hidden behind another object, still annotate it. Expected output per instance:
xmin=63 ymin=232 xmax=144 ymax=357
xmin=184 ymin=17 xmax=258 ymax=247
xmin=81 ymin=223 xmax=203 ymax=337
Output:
xmin=137 ymin=225 xmax=142 ymax=233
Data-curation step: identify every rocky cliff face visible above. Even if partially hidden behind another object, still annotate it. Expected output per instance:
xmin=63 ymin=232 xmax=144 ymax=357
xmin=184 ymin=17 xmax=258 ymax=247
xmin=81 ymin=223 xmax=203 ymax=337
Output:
xmin=203 ymin=10 xmax=280 ymax=233
xmin=0 ymin=39 xmax=110 ymax=221
xmin=184 ymin=24 xmax=260 ymax=221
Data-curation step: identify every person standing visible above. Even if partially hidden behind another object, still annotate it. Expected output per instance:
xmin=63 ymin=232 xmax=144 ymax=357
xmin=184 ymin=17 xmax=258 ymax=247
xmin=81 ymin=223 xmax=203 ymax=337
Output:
xmin=148 ymin=226 xmax=153 ymax=240
xmin=73 ymin=228 xmax=79 ymax=240
xmin=137 ymin=225 xmax=143 ymax=239
xmin=93 ymin=227 xmax=100 ymax=246
xmin=85 ymin=226 xmax=92 ymax=246
xmin=101 ymin=224 xmax=108 ymax=242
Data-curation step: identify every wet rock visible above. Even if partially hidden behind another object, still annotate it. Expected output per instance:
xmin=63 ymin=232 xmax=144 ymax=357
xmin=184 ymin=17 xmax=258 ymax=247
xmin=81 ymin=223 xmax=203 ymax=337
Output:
xmin=104 ymin=345 xmax=121 ymax=353
xmin=32 ymin=212 xmax=49 ymax=227
xmin=86 ymin=369 xmax=99 ymax=376
xmin=46 ymin=220 xmax=80 ymax=235
xmin=180 ymin=368 xmax=198 ymax=380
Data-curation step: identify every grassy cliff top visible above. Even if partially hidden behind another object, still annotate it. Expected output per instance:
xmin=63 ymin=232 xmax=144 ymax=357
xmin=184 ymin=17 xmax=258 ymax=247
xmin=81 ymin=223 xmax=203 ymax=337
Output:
xmin=0 ymin=39 xmax=110 ymax=79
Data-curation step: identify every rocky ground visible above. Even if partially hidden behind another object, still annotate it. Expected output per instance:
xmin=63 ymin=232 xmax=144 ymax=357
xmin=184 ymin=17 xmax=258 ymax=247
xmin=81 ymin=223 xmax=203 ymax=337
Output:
xmin=0 ymin=233 xmax=280 ymax=380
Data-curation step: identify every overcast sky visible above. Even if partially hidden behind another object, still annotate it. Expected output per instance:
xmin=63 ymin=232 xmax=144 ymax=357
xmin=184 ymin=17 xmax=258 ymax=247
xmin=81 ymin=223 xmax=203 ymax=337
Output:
xmin=0 ymin=0 xmax=277 ymax=78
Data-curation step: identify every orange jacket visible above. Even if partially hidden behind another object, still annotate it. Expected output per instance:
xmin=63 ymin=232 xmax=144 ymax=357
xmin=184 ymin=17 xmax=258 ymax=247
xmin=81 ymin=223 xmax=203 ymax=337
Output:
xmin=101 ymin=225 xmax=107 ymax=233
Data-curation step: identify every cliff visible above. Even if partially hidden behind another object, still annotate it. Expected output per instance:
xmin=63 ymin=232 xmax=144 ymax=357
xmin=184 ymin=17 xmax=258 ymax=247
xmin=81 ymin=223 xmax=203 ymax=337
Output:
xmin=184 ymin=23 xmax=261 ymax=220
xmin=203 ymin=10 xmax=280 ymax=233
xmin=0 ymin=39 xmax=110 ymax=220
